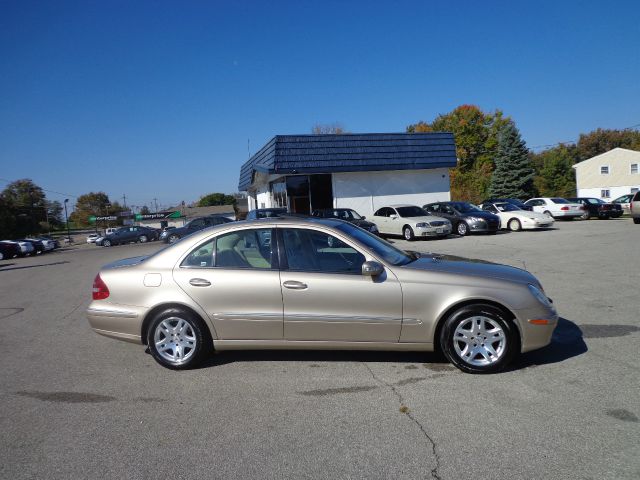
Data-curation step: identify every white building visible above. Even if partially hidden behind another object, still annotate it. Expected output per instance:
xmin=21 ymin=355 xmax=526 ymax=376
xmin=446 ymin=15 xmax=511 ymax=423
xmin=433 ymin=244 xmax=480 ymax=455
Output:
xmin=238 ymin=133 xmax=457 ymax=217
xmin=573 ymin=148 xmax=640 ymax=200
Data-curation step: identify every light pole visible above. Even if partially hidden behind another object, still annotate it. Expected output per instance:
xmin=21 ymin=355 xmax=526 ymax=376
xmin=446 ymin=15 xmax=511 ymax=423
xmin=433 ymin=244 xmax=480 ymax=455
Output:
xmin=64 ymin=199 xmax=71 ymax=243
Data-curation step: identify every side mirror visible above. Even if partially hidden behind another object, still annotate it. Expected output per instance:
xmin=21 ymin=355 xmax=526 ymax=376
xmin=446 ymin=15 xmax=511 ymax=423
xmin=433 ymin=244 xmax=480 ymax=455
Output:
xmin=360 ymin=216 xmax=366 ymax=220
xmin=390 ymin=214 xmax=398 ymax=220
xmin=362 ymin=260 xmax=384 ymax=277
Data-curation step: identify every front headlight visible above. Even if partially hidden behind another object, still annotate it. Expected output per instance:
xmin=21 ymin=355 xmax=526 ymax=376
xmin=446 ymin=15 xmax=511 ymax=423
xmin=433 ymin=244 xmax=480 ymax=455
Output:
xmin=415 ymin=222 xmax=430 ymax=228
xmin=369 ymin=225 xmax=378 ymax=232
xmin=528 ymin=284 xmax=552 ymax=308
xmin=467 ymin=216 xmax=485 ymax=223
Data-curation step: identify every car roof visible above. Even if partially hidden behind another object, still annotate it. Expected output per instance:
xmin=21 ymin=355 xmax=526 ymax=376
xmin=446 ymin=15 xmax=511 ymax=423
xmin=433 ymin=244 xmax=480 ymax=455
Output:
xmin=241 ymin=216 xmax=347 ymax=228
xmin=386 ymin=204 xmax=421 ymax=208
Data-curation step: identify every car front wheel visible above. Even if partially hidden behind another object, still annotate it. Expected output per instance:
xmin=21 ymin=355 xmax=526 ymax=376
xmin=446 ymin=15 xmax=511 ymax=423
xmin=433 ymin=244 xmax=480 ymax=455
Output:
xmin=168 ymin=234 xmax=179 ymax=243
xmin=456 ymin=222 xmax=468 ymax=236
xmin=439 ymin=304 xmax=518 ymax=374
xmin=139 ymin=235 xmax=148 ymax=243
xmin=102 ymin=239 xmax=112 ymax=247
xmin=403 ymin=226 xmax=415 ymax=241
xmin=147 ymin=308 xmax=211 ymax=370
xmin=508 ymin=218 xmax=522 ymax=231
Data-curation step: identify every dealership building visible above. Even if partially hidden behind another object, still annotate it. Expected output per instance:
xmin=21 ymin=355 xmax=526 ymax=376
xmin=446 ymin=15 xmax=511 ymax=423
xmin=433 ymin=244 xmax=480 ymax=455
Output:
xmin=238 ymin=132 xmax=457 ymax=217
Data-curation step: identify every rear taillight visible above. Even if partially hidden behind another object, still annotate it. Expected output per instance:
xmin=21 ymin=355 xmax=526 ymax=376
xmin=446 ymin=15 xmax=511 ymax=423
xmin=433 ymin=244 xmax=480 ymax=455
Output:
xmin=92 ymin=274 xmax=110 ymax=300
xmin=561 ymin=206 xmax=569 ymax=211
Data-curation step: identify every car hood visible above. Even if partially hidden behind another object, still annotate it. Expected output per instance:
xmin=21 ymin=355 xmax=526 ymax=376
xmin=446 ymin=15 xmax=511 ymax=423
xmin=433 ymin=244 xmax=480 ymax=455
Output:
xmin=402 ymin=253 xmax=537 ymax=286
xmin=102 ymin=255 xmax=148 ymax=270
xmin=459 ymin=211 xmax=498 ymax=221
xmin=352 ymin=219 xmax=376 ymax=228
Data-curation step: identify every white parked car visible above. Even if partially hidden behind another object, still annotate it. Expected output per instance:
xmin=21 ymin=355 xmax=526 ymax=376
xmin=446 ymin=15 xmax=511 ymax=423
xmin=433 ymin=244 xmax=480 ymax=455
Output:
xmin=481 ymin=202 xmax=554 ymax=231
xmin=523 ymin=197 xmax=583 ymax=219
xmin=27 ymin=237 xmax=55 ymax=251
xmin=371 ymin=205 xmax=452 ymax=241
xmin=86 ymin=233 xmax=100 ymax=243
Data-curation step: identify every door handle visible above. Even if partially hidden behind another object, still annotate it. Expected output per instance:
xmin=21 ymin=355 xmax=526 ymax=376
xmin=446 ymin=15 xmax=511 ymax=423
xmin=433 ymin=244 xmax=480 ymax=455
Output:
xmin=283 ymin=280 xmax=308 ymax=290
xmin=189 ymin=278 xmax=211 ymax=287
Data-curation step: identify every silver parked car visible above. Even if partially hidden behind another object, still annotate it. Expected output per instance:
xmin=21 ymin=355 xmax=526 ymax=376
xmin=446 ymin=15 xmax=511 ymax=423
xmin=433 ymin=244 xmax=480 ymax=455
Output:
xmin=87 ymin=217 xmax=558 ymax=373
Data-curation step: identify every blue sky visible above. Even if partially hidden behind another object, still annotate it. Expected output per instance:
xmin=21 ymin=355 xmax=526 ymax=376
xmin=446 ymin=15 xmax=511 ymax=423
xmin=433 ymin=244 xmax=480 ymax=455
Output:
xmin=1 ymin=0 xmax=639 ymax=210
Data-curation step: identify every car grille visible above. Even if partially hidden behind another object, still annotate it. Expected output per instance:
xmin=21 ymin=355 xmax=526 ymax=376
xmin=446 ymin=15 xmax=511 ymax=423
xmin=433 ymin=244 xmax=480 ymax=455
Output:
xmin=430 ymin=221 xmax=446 ymax=227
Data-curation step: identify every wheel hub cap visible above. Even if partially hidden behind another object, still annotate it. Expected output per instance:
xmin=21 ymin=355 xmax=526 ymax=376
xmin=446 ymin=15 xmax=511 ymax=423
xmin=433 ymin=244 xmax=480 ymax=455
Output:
xmin=153 ymin=317 xmax=197 ymax=364
xmin=453 ymin=316 xmax=506 ymax=366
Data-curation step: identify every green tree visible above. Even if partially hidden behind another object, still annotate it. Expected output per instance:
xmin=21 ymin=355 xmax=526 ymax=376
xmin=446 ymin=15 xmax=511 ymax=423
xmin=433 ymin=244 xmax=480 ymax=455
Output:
xmin=1 ymin=179 xmax=47 ymax=236
xmin=70 ymin=192 xmax=112 ymax=227
xmin=140 ymin=205 xmax=151 ymax=215
xmin=489 ymin=121 xmax=535 ymax=199
xmin=531 ymin=145 xmax=577 ymax=197
xmin=197 ymin=193 xmax=237 ymax=207
xmin=407 ymin=105 xmax=510 ymax=203
xmin=0 ymin=194 xmax=17 ymax=238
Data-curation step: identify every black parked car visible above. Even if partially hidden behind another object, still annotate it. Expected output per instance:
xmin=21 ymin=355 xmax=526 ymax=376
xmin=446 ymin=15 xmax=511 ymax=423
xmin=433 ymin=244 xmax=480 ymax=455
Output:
xmin=160 ymin=216 xmax=233 ymax=243
xmin=0 ymin=241 xmax=21 ymax=260
xmin=312 ymin=208 xmax=379 ymax=234
xmin=481 ymin=198 xmax=533 ymax=211
xmin=566 ymin=197 xmax=615 ymax=220
xmin=246 ymin=208 xmax=288 ymax=220
xmin=423 ymin=201 xmax=500 ymax=236
xmin=96 ymin=226 xmax=159 ymax=247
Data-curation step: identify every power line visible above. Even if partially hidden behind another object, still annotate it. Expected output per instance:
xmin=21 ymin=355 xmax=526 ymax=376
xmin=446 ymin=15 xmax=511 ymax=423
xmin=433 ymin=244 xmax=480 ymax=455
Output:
xmin=529 ymin=122 xmax=640 ymax=151
xmin=0 ymin=177 xmax=79 ymax=199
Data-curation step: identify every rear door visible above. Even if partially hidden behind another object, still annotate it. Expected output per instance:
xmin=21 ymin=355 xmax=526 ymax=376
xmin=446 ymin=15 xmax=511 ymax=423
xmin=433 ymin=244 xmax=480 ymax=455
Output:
xmin=173 ymin=227 xmax=284 ymax=340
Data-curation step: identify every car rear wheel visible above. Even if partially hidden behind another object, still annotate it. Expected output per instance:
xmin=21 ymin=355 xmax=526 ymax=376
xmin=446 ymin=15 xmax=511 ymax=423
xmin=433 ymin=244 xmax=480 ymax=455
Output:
xmin=456 ymin=222 xmax=468 ymax=236
xmin=403 ymin=226 xmax=415 ymax=241
xmin=439 ymin=304 xmax=518 ymax=374
xmin=102 ymin=239 xmax=112 ymax=247
xmin=139 ymin=235 xmax=148 ymax=243
xmin=581 ymin=210 xmax=591 ymax=220
xmin=147 ymin=308 xmax=211 ymax=370
xmin=168 ymin=234 xmax=179 ymax=243
xmin=508 ymin=218 xmax=522 ymax=232
xmin=634 ymin=218 xmax=640 ymax=224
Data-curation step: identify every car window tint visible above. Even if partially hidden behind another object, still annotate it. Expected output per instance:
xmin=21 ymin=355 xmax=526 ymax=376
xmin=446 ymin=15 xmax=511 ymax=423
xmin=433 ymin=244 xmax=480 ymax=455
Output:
xmin=374 ymin=208 xmax=385 ymax=216
xmin=282 ymin=229 xmax=365 ymax=274
xmin=215 ymin=229 xmax=273 ymax=269
xmin=190 ymin=219 xmax=205 ymax=229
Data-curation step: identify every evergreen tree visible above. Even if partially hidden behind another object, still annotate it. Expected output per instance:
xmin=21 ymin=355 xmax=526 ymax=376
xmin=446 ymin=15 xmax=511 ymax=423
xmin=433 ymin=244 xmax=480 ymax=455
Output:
xmin=489 ymin=121 xmax=535 ymax=199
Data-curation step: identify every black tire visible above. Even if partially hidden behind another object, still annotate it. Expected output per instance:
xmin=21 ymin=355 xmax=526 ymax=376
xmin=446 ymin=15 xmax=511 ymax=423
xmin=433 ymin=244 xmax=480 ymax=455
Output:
xmin=439 ymin=304 xmax=518 ymax=374
xmin=508 ymin=218 xmax=522 ymax=232
xmin=403 ymin=226 xmax=415 ymax=241
xmin=146 ymin=307 xmax=212 ymax=370
xmin=543 ymin=210 xmax=553 ymax=218
xmin=634 ymin=218 xmax=640 ymax=224
xmin=102 ymin=239 xmax=112 ymax=247
xmin=456 ymin=222 xmax=469 ymax=236
xmin=581 ymin=211 xmax=591 ymax=220
xmin=139 ymin=235 xmax=148 ymax=243
xmin=168 ymin=234 xmax=180 ymax=243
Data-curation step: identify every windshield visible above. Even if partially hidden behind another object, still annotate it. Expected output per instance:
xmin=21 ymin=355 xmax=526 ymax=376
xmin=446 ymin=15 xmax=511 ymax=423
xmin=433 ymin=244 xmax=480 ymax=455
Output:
xmin=551 ymin=198 xmax=569 ymax=204
xmin=330 ymin=209 xmax=362 ymax=220
xmin=396 ymin=206 xmax=428 ymax=217
xmin=335 ymin=223 xmax=412 ymax=266
xmin=495 ymin=203 xmax=520 ymax=212
xmin=452 ymin=202 xmax=481 ymax=213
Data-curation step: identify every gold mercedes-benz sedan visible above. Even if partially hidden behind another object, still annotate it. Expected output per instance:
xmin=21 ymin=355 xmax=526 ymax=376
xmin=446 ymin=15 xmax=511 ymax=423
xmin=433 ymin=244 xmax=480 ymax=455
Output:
xmin=87 ymin=217 xmax=558 ymax=373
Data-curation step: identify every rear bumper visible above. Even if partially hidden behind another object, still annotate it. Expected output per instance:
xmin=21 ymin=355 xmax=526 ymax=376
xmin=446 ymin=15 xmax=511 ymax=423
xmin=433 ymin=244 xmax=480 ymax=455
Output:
xmin=87 ymin=303 xmax=145 ymax=344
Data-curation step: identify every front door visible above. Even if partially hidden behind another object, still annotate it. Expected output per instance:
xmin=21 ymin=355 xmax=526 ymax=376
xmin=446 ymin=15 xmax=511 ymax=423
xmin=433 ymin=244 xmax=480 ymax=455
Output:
xmin=278 ymin=227 xmax=402 ymax=342
xmin=173 ymin=227 xmax=283 ymax=340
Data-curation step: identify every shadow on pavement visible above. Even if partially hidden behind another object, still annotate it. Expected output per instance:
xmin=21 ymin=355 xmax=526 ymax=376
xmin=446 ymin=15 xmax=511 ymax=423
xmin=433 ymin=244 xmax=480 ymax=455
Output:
xmin=0 ymin=260 xmax=70 ymax=272
xmin=514 ymin=317 xmax=587 ymax=369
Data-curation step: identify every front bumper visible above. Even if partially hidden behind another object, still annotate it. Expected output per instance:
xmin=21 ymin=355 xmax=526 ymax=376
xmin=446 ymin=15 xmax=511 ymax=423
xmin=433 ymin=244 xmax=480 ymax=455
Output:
xmin=416 ymin=225 xmax=452 ymax=237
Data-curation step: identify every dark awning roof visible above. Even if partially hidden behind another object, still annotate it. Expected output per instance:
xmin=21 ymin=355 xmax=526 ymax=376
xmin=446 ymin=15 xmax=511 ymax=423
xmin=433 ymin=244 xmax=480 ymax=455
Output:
xmin=238 ymin=132 xmax=457 ymax=191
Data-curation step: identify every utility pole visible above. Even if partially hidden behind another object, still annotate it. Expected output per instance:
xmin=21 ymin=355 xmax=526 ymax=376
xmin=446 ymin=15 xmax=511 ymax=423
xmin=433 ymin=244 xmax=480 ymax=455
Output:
xmin=63 ymin=199 xmax=71 ymax=243
xmin=153 ymin=198 xmax=158 ymax=213
xmin=122 ymin=194 xmax=127 ymax=210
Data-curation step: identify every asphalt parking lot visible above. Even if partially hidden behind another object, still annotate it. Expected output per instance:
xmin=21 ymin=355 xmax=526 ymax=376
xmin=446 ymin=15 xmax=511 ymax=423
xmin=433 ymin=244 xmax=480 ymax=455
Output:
xmin=1 ymin=219 xmax=638 ymax=480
